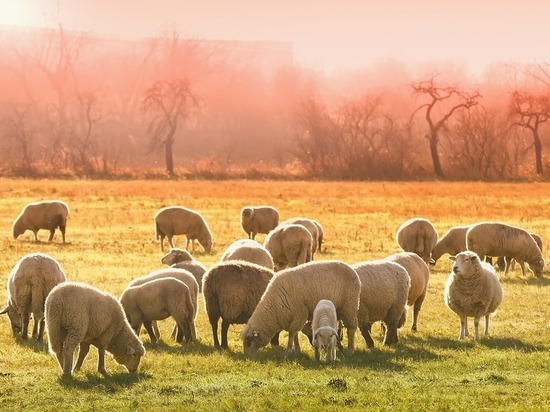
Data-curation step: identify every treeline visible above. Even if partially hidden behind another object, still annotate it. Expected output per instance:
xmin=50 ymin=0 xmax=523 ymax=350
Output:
xmin=0 ymin=25 xmax=549 ymax=180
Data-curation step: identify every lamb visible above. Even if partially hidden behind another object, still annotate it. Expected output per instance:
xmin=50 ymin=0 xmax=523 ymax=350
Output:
xmin=120 ymin=278 xmax=196 ymax=344
xmin=160 ymin=248 xmax=208 ymax=291
xmin=444 ymin=251 xmax=504 ymax=340
xmin=154 ymin=206 xmax=213 ymax=253
xmin=129 ymin=268 xmax=199 ymax=341
xmin=496 ymin=232 xmax=543 ymax=272
xmin=45 ymin=281 xmax=145 ymax=377
xmin=396 ymin=218 xmax=439 ymax=264
xmin=466 ymin=222 xmax=545 ymax=278
xmin=1 ymin=253 xmax=66 ymax=341
xmin=221 ymin=239 xmax=274 ymax=270
xmin=311 ymin=299 xmax=339 ymax=362
xmin=241 ymin=260 xmax=360 ymax=356
xmin=351 ymin=260 xmax=410 ymax=348
xmin=279 ymin=217 xmax=320 ymax=256
xmin=202 ymin=260 xmax=277 ymax=348
xmin=12 ymin=200 xmax=69 ymax=243
xmin=431 ymin=225 xmax=470 ymax=264
xmin=241 ymin=206 xmax=280 ymax=240
xmin=263 ymin=223 xmax=313 ymax=271
xmin=384 ymin=252 xmax=430 ymax=331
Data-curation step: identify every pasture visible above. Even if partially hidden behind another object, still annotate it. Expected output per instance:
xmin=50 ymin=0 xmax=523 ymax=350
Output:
xmin=0 ymin=179 xmax=548 ymax=411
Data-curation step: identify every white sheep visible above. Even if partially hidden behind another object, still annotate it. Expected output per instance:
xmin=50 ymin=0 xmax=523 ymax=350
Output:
xmin=396 ymin=218 xmax=439 ymax=264
xmin=431 ymin=225 xmax=470 ymax=264
xmin=351 ymin=260 xmax=410 ymax=348
xmin=466 ymin=222 xmax=545 ymax=278
xmin=384 ymin=252 xmax=430 ymax=331
xmin=129 ymin=268 xmax=199 ymax=341
xmin=120 ymin=277 xmax=196 ymax=344
xmin=444 ymin=251 xmax=504 ymax=340
xmin=160 ymin=248 xmax=208 ymax=291
xmin=1 ymin=253 xmax=66 ymax=341
xmin=279 ymin=217 xmax=320 ymax=256
xmin=202 ymin=260 xmax=277 ymax=349
xmin=241 ymin=206 xmax=280 ymax=240
xmin=311 ymin=299 xmax=338 ymax=362
xmin=241 ymin=260 xmax=361 ymax=356
xmin=263 ymin=223 xmax=313 ymax=271
xmin=221 ymin=239 xmax=274 ymax=270
xmin=12 ymin=200 xmax=70 ymax=243
xmin=154 ymin=206 xmax=213 ymax=253
xmin=45 ymin=281 xmax=145 ymax=377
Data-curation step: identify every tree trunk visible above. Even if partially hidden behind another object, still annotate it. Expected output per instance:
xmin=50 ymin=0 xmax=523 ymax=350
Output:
xmin=429 ymin=131 xmax=444 ymax=178
xmin=533 ymin=130 xmax=543 ymax=175
xmin=165 ymin=140 xmax=174 ymax=176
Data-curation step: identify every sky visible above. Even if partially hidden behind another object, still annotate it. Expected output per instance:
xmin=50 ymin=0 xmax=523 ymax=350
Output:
xmin=1 ymin=0 xmax=550 ymax=74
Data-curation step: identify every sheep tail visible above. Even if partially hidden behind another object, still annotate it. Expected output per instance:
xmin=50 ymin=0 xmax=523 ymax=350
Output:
xmin=416 ymin=232 xmax=425 ymax=254
xmin=298 ymin=240 xmax=310 ymax=264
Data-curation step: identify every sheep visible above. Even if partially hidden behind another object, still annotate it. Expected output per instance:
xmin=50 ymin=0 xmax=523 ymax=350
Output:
xmin=444 ymin=251 xmax=504 ymax=340
xmin=279 ymin=217 xmax=320 ymax=256
xmin=12 ymin=200 xmax=69 ymax=243
xmin=120 ymin=278 xmax=196 ymax=344
xmin=466 ymin=222 xmax=545 ymax=278
xmin=384 ymin=252 xmax=430 ymax=332
xmin=241 ymin=260 xmax=360 ymax=356
xmin=202 ymin=260 xmax=277 ymax=349
xmin=431 ymin=225 xmax=470 ymax=264
xmin=45 ymin=281 xmax=145 ymax=377
xmin=1 ymin=253 xmax=66 ymax=341
xmin=396 ymin=218 xmax=439 ymax=264
xmin=263 ymin=224 xmax=313 ymax=271
xmin=154 ymin=206 xmax=213 ymax=253
xmin=311 ymin=299 xmax=338 ymax=362
xmin=221 ymin=239 xmax=274 ymax=270
xmin=129 ymin=268 xmax=199 ymax=341
xmin=241 ymin=206 xmax=280 ymax=240
xmin=496 ymin=232 xmax=543 ymax=272
xmin=160 ymin=248 xmax=208 ymax=291
xmin=351 ymin=260 xmax=410 ymax=348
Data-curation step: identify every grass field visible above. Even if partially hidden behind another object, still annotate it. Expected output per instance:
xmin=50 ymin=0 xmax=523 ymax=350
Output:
xmin=0 ymin=179 xmax=549 ymax=411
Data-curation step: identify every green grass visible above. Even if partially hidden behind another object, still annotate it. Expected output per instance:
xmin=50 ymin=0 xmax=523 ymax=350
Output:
xmin=0 ymin=179 xmax=549 ymax=411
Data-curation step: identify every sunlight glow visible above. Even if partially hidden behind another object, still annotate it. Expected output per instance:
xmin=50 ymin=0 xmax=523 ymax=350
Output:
xmin=0 ymin=1 xmax=31 ymax=26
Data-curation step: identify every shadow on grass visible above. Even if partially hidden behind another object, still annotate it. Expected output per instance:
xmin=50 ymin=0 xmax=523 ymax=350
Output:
xmin=13 ymin=335 xmax=49 ymax=353
xmin=499 ymin=275 xmax=550 ymax=287
xmin=57 ymin=370 xmax=152 ymax=390
xmin=142 ymin=339 xmax=219 ymax=356
xmin=418 ymin=335 xmax=544 ymax=352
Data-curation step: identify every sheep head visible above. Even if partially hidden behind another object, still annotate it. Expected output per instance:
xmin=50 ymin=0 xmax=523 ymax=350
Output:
xmin=0 ymin=304 xmax=22 ymax=334
xmin=449 ymin=251 xmax=481 ymax=278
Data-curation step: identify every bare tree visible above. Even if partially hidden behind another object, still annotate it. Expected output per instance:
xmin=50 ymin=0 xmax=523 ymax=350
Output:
xmin=142 ymin=79 xmax=198 ymax=176
xmin=509 ymin=90 xmax=550 ymax=175
xmin=1 ymin=105 xmax=36 ymax=171
xmin=411 ymin=76 xmax=481 ymax=178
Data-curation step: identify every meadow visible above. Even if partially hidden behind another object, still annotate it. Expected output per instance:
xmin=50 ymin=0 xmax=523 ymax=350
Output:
xmin=0 ymin=179 xmax=549 ymax=411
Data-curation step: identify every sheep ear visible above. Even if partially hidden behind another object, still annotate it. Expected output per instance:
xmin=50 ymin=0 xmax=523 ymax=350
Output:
xmin=0 ymin=306 xmax=8 ymax=315
xmin=448 ymin=256 xmax=456 ymax=262
xmin=127 ymin=346 xmax=135 ymax=355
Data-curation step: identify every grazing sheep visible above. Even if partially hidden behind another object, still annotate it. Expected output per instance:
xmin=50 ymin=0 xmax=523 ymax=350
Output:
xmin=351 ymin=260 xmax=410 ymax=348
xmin=202 ymin=260 xmax=277 ymax=348
xmin=120 ymin=278 xmax=196 ymax=344
xmin=311 ymin=299 xmax=338 ymax=362
xmin=466 ymin=222 xmax=545 ymax=278
xmin=264 ymin=224 xmax=313 ymax=271
xmin=1 ymin=253 xmax=66 ymax=341
xmin=241 ymin=206 xmax=280 ymax=240
xmin=241 ymin=260 xmax=360 ymax=356
xmin=384 ymin=252 xmax=430 ymax=331
xmin=396 ymin=218 xmax=439 ymax=264
xmin=444 ymin=251 xmax=504 ymax=340
xmin=12 ymin=200 xmax=69 ymax=243
xmin=496 ymin=232 xmax=543 ymax=272
xmin=279 ymin=217 xmax=320 ymax=256
xmin=431 ymin=225 xmax=470 ymax=264
xmin=45 ymin=281 xmax=145 ymax=377
xmin=160 ymin=248 xmax=207 ymax=291
xmin=221 ymin=239 xmax=274 ymax=270
xmin=154 ymin=206 xmax=213 ymax=253
xmin=129 ymin=268 xmax=199 ymax=341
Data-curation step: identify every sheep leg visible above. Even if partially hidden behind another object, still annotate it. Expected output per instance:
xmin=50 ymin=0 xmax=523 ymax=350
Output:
xmin=503 ymin=258 xmax=510 ymax=276
xmin=484 ymin=315 xmax=490 ymax=337
xmin=270 ymin=331 xmax=280 ymax=346
xmin=151 ymin=321 xmax=161 ymax=341
xmin=209 ymin=315 xmax=220 ymax=347
xmin=314 ymin=344 xmax=321 ymax=361
xmin=20 ymin=310 xmax=30 ymax=340
xmin=97 ymin=346 xmax=108 ymax=376
xmin=168 ymin=236 xmax=175 ymax=250
xmin=286 ymin=330 xmax=299 ymax=353
xmin=159 ymin=234 xmax=165 ymax=252
xmin=412 ymin=292 xmax=427 ymax=332
xmin=33 ymin=230 xmax=39 ymax=242
xmin=48 ymin=229 xmax=55 ymax=242
xmin=474 ymin=317 xmax=480 ymax=341
xmin=459 ymin=316 xmax=467 ymax=339
xmin=32 ymin=318 xmax=39 ymax=338
xmin=62 ymin=338 xmax=79 ymax=376
xmin=37 ymin=317 xmax=45 ymax=342
xmin=360 ymin=323 xmax=375 ymax=349
xmin=60 ymin=224 xmax=66 ymax=243
xmin=143 ymin=321 xmax=158 ymax=344
xmin=221 ymin=319 xmax=231 ymax=349
xmin=170 ymin=323 xmax=178 ymax=341
xmin=74 ymin=343 xmax=90 ymax=371
xmin=519 ymin=261 xmax=526 ymax=277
